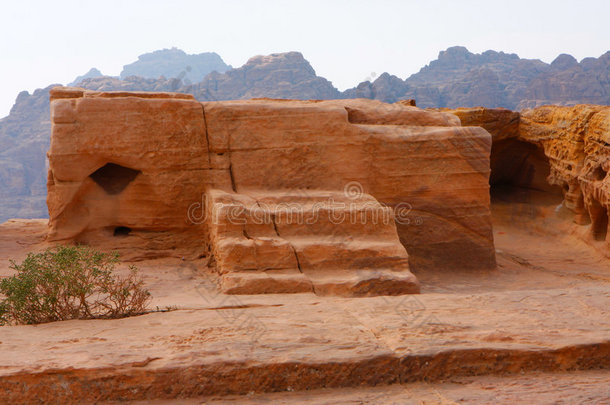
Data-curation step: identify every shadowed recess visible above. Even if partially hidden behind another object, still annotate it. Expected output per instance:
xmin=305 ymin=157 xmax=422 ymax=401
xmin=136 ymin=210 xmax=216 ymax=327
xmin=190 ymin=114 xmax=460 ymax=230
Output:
xmin=113 ymin=226 xmax=132 ymax=237
xmin=489 ymin=138 xmax=562 ymax=205
xmin=589 ymin=199 xmax=608 ymax=241
xmin=89 ymin=163 xmax=141 ymax=195
xmin=592 ymin=166 xmax=607 ymax=181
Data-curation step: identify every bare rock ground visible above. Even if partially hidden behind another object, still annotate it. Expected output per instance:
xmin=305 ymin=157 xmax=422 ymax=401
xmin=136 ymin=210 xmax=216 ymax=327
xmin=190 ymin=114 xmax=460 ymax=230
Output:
xmin=0 ymin=191 xmax=608 ymax=403
xmin=118 ymin=370 xmax=610 ymax=404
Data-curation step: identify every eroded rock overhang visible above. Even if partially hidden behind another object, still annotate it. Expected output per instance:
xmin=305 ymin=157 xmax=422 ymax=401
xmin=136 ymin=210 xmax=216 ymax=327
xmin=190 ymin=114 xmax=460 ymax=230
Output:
xmin=447 ymin=105 xmax=610 ymax=255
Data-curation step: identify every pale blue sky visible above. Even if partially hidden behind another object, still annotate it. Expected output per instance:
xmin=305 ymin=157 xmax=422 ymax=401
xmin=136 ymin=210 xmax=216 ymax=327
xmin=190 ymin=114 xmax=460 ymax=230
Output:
xmin=1 ymin=0 xmax=608 ymax=117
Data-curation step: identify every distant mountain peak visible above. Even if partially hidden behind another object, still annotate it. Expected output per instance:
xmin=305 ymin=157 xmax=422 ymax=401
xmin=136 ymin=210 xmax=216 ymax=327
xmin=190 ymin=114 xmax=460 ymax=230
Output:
xmin=69 ymin=67 xmax=103 ymax=86
xmin=195 ymin=51 xmax=338 ymax=100
xmin=138 ymin=47 xmax=187 ymax=59
xmin=120 ymin=48 xmax=231 ymax=83
xmin=247 ymin=51 xmax=306 ymax=63
xmin=551 ymin=53 xmax=579 ymax=70
xmin=440 ymin=46 xmax=471 ymax=57
xmin=243 ymin=51 xmax=317 ymax=76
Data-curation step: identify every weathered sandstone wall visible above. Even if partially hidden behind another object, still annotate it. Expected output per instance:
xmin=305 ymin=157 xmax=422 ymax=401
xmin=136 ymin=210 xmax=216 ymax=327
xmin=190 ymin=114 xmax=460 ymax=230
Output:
xmin=520 ymin=105 xmax=610 ymax=229
xmin=203 ymin=99 xmax=495 ymax=272
xmin=47 ymin=88 xmax=210 ymax=258
xmin=47 ymin=87 xmax=496 ymax=295
xmin=447 ymin=105 xmax=610 ymax=253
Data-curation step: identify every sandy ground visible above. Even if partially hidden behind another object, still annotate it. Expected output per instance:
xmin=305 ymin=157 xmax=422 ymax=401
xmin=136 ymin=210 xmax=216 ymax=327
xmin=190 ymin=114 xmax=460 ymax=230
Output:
xmin=0 ymin=189 xmax=608 ymax=403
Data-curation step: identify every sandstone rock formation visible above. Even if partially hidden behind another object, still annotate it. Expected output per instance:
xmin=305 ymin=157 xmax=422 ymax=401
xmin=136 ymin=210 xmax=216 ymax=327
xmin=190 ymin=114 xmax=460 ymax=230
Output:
xmin=0 ymin=52 xmax=341 ymax=223
xmin=47 ymin=88 xmax=209 ymax=260
xmin=446 ymin=105 xmax=610 ymax=254
xmin=0 ymin=80 xmax=186 ymax=223
xmin=47 ymin=87 xmax=497 ymax=296
xmin=520 ymin=105 xmax=610 ymax=239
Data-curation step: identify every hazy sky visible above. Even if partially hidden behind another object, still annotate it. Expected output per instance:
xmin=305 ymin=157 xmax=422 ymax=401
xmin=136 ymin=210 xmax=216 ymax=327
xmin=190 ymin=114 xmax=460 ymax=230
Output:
xmin=1 ymin=0 xmax=608 ymax=117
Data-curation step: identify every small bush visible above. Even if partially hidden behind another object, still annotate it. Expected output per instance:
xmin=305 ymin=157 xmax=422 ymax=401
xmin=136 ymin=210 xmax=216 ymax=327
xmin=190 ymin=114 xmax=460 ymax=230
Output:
xmin=0 ymin=246 xmax=151 ymax=325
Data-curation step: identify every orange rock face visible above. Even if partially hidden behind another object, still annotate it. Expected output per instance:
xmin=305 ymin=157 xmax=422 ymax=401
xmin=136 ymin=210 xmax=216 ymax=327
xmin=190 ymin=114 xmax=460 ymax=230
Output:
xmin=520 ymin=105 xmax=610 ymax=241
xmin=47 ymin=88 xmax=210 ymax=259
xmin=47 ymin=87 xmax=496 ymax=296
xmin=446 ymin=105 xmax=610 ymax=254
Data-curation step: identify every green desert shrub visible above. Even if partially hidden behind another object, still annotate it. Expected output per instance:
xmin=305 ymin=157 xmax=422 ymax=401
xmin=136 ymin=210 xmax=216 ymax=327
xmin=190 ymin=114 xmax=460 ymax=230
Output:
xmin=0 ymin=245 xmax=151 ymax=325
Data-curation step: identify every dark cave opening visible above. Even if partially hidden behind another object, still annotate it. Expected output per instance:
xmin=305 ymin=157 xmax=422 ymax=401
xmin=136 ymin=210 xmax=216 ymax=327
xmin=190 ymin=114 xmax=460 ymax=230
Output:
xmin=592 ymin=166 xmax=607 ymax=181
xmin=489 ymin=138 xmax=562 ymax=203
xmin=113 ymin=226 xmax=132 ymax=237
xmin=89 ymin=163 xmax=141 ymax=195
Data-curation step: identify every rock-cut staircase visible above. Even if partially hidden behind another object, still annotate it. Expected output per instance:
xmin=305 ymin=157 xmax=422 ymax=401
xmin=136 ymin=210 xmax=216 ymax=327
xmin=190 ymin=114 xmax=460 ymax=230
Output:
xmin=205 ymin=188 xmax=420 ymax=296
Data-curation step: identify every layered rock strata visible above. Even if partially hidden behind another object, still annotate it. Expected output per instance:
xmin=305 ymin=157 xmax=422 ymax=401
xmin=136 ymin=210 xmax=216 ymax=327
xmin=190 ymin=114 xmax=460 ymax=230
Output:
xmin=520 ymin=105 xmax=610 ymax=242
xmin=447 ymin=105 xmax=610 ymax=253
xmin=47 ymin=88 xmax=496 ymax=295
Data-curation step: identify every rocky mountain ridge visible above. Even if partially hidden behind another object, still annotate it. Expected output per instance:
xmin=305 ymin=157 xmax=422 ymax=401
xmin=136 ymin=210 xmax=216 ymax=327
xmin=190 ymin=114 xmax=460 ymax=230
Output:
xmin=346 ymin=46 xmax=610 ymax=109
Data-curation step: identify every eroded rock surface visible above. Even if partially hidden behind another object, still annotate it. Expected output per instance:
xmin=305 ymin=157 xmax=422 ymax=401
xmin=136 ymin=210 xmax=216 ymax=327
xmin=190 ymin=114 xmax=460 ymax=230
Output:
xmin=446 ymin=105 xmax=610 ymax=255
xmin=1 ymin=218 xmax=609 ymax=404
xmin=47 ymin=88 xmax=496 ymax=296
